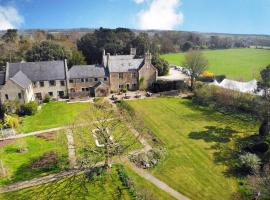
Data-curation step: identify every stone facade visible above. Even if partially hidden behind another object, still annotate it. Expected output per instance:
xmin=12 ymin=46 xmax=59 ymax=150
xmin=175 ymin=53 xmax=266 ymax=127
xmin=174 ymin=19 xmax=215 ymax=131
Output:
xmin=109 ymin=71 xmax=138 ymax=92
xmin=0 ymin=79 xmax=34 ymax=103
xmin=69 ymin=77 xmax=109 ymax=95
xmin=32 ymin=80 xmax=68 ymax=100
xmin=0 ymin=49 xmax=157 ymax=103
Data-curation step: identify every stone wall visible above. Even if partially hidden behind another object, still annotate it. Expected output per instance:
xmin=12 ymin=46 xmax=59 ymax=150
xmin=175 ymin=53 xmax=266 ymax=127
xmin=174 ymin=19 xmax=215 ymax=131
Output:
xmin=32 ymin=80 xmax=68 ymax=99
xmin=69 ymin=77 xmax=109 ymax=93
xmin=138 ymin=64 xmax=157 ymax=90
xmin=0 ymin=80 xmax=34 ymax=103
xmin=109 ymin=72 xmax=138 ymax=92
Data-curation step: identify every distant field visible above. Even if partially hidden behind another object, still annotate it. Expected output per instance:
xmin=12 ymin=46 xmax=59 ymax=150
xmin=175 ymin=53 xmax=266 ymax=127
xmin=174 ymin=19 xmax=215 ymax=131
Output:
xmin=161 ymin=48 xmax=270 ymax=80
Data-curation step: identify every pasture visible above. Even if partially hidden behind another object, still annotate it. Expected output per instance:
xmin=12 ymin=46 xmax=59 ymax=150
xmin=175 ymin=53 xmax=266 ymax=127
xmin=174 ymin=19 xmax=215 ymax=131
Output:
xmin=161 ymin=48 xmax=270 ymax=80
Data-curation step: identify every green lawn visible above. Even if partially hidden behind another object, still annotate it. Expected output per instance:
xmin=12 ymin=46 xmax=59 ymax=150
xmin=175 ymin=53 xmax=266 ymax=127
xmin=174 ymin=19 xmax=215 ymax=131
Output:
xmin=0 ymin=131 xmax=68 ymax=186
xmin=128 ymin=98 xmax=258 ymax=200
xmin=18 ymin=101 xmax=91 ymax=133
xmin=161 ymin=48 xmax=270 ymax=80
xmin=0 ymin=165 xmax=174 ymax=200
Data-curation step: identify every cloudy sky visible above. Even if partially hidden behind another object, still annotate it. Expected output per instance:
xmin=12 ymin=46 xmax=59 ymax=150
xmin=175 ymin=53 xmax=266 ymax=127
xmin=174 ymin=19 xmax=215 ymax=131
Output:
xmin=0 ymin=0 xmax=269 ymax=34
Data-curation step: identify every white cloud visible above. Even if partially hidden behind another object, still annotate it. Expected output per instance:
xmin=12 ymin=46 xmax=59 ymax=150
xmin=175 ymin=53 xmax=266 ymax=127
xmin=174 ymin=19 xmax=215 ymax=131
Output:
xmin=0 ymin=5 xmax=24 ymax=30
xmin=137 ymin=0 xmax=183 ymax=30
xmin=133 ymin=0 xmax=145 ymax=4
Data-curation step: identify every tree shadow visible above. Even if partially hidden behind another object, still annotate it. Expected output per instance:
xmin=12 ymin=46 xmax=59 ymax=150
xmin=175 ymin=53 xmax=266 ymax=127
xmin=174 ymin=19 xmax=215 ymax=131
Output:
xmin=188 ymin=125 xmax=259 ymax=177
xmin=3 ymin=151 xmax=68 ymax=186
xmin=189 ymin=126 xmax=237 ymax=143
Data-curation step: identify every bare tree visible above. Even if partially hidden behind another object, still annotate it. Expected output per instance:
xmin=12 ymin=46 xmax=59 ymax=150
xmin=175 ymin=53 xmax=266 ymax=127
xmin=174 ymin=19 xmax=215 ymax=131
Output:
xmin=72 ymin=100 xmax=139 ymax=170
xmin=182 ymin=50 xmax=208 ymax=89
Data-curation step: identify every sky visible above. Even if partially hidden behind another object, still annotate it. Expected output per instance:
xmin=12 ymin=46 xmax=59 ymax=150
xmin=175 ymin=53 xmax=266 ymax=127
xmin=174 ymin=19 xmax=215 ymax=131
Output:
xmin=0 ymin=0 xmax=269 ymax=35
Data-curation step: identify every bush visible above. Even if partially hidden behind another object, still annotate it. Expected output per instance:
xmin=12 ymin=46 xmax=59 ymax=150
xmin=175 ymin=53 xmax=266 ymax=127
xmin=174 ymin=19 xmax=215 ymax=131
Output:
xmin=43 ymin=95 xmax=52 ymax=103
xmin=202 ymin=71 xmax=214 ymax=77
xmin=4 ymin=114 xmax=20 ymax=129
xmin=239 ymin=153 xmax=261 ymax=173
xmin=20 ymin=101 xmax=38 ymax=116
xmin=193 ymin=84 xmax=259 ymax=117
xmin=215 ymin=75 xmax=226 ymax=83
xmin=151 ymin=80 xmax=187 ymax=93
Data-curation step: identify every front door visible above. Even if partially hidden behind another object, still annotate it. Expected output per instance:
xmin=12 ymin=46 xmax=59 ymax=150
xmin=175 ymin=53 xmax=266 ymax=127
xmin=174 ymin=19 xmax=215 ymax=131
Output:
xmin=58 ymin=91 xmax=65 ymax=98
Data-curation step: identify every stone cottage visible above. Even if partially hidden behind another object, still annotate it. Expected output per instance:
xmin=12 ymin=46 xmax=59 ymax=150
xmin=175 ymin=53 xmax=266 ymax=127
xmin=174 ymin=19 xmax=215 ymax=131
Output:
xmin=103 ymin=49 xmax=157 ymax=92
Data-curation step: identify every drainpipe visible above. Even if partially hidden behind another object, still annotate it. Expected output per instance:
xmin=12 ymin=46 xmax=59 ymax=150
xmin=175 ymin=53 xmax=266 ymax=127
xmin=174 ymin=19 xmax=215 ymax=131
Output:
xmin=64 ymin=59 xmax=70 ymax=98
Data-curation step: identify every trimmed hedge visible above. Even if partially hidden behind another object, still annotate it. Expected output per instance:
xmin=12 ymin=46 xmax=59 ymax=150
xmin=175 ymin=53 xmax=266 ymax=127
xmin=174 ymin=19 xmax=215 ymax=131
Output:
xmin=151 ymin=80 xmax=188 ymax=93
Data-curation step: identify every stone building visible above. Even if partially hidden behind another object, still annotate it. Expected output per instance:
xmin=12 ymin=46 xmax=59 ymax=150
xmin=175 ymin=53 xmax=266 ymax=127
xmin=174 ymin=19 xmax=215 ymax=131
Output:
xmin=103 ymin=49 xmax=157 ymax=92
xmin=0 ymin=60 xmax=69 ymax=103
xmin=68 ymin=64 xmax=110 ymax=98
xmin=0 ymin=48 xmax=157 ymax=103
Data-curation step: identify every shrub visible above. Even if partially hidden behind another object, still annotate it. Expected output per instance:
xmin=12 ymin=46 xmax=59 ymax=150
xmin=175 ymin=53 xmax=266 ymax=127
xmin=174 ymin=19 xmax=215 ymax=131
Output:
xmin=215 ymin=75 xmax=226 ymax=83
xmin=202 ymin=71 xmax=214 ymax=77
xmin=151 ymin=80 xmax=187 ymax=93
xmin=20 ymin=101 xmax=38 ymax=116
xmin=193 ymin=84 xmax=259 ymax=117
xmin=4 ymin=114 xmax=20 ymax=129
xmin=239 ymin=153 xmax=261 ymax=173
xmin=43 ymin=95 xmax=52 ymax=103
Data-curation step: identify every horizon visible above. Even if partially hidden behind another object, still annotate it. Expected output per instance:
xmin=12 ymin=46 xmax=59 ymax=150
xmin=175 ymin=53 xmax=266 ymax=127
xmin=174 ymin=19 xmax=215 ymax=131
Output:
xmin=0 ymin=0 xmax=269 ymax=35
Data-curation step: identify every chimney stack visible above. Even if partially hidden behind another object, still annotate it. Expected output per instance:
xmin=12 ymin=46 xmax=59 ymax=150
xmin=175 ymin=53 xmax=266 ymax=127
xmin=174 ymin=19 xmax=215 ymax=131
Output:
xmin=144 ymin=51 xmax=152 ymax=68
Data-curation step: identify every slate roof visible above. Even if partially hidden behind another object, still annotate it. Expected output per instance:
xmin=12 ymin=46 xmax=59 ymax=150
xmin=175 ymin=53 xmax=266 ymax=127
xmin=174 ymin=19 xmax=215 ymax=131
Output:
xmin=93 ymin=81 xmax=109 ymax=89
xmin=10 ymin=71 xmax=32 ymax=89
xmin=103 ymin=55 xmax=144 ymax=73
xmin=68 ymin=65 xmax=107 ymax=79
xmin=8 ymin=61 xmax=66 ymax=81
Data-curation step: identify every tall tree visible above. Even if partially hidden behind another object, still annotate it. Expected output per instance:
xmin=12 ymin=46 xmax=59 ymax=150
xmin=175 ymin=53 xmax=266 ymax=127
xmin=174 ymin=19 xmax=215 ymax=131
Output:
xmin=25 ymin=41 xmax=71 ymax=62
xmin=68 ymin=49 xmax=86 ymax=68
xmin=257 ymin=65 xmax=270 ymax=137
xmin=182 ymin=51 xmax=208 ymax=89
xmin=152 ymin=54 xmax=169 ymax=76
xmin=1 ymin=29 xmax=19 ymax=43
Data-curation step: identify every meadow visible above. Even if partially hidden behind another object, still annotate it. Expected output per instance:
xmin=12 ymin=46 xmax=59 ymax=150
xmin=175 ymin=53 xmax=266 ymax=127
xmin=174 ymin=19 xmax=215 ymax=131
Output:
xmin=161 ymin=48 xmax=270 ymax=80
xmin=128 ymin=98 xmax=258 ymax=200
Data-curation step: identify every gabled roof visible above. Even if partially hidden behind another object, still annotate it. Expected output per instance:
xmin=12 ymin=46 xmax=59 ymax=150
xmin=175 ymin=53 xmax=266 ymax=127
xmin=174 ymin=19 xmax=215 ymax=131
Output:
xmin=103 ymin=55 xmax=144 ymax=73
xmin=10 ymin=71 xmax=32 ymax=89
xmin=93 ymin=81 xmax=109 ymax=89
xmin=68 ymin=65 xmax=107 ymax=79
xmin=8 ymin=61 xmax=66 ymax=81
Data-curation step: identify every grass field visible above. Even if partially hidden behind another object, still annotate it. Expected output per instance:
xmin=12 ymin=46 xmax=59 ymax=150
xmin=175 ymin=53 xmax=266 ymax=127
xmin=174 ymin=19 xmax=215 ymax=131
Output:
xmin=161 ymin=48 xmax=270 ymax=80
xmin=0 ymin=131 xmax=68 ymax=186
xmin=128 ymin=98 xmax=258 ymax=200
xmin=18 ymin=101 xmax=91 ymax=133
xmin=0 ymin=165 xmax=174 ymax=200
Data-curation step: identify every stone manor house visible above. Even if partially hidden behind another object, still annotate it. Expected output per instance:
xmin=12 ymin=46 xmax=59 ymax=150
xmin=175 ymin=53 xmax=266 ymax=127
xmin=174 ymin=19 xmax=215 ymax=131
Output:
xmin=0 ymin=49 xmax=157 ymax=103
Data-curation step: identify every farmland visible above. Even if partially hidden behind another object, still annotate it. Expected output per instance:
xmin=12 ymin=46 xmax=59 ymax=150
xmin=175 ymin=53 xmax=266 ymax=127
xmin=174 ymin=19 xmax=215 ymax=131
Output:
xmin=161 ymin=48 xmax=270 ymax=80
